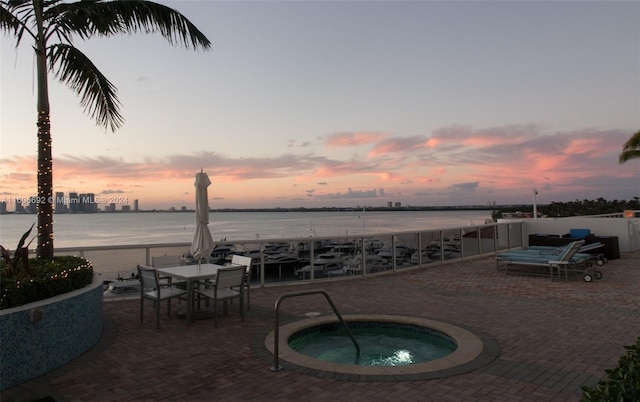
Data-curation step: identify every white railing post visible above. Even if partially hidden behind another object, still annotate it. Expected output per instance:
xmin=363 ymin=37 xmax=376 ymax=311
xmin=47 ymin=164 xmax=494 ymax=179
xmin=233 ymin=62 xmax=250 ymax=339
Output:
xmin=417 ymin=232 xmax=422 ymax=266
xmin=259 ymin=242 xmax=265 ymax=286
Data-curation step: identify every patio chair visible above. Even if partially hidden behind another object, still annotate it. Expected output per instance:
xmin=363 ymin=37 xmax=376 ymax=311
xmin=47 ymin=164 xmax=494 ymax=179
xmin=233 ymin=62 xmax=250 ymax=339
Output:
xmin=152 ymin=255 xmax=182 ymax=268
xmin=228 ymin=254 xmax=253 ymax=310
xmin=152 ymin=255 xmax=184 ymax=284
xmin=137 ymin=265 xmax=188 ymax=329
xmin=194 ymin=265 xmax=245 ymax=328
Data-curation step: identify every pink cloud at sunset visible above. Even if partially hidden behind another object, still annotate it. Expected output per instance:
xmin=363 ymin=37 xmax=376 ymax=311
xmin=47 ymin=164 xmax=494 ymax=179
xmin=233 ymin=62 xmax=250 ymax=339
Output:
xmin=367 ymin=136 xmax=427 ymax=157
xmin=564 ymin=137 xmax=614 ymax=156
xmin=2 ymin=1 xmax=638 ymax=211
xmin=324 ymin=132 xmax=387 ymax=147
xmin=1 ymin=124 xmax=636 ymax=209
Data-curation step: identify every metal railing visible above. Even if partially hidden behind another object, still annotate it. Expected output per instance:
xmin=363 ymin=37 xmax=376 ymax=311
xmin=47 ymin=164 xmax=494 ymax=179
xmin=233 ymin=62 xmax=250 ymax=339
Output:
xmin=24 ymin=221 xmax=524 ymax=285
xmin=271 ymin=289 xmax=359 ymax=371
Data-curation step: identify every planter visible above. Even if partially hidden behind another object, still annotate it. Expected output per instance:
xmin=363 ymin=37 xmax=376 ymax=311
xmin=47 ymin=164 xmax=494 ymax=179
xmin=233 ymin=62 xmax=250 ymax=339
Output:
xmin=0 ymin=276 xmax=103 ymax=390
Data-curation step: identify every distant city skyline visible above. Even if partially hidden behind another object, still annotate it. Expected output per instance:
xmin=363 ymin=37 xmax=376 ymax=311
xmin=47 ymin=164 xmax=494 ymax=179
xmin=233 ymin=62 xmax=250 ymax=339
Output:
xmin=0 ymin=190 xmax=138 ymax=213
xmin=1 ymin=1 xmax=638 ymax=210
xmin=0 ymin=190 xmax=417 ymax=213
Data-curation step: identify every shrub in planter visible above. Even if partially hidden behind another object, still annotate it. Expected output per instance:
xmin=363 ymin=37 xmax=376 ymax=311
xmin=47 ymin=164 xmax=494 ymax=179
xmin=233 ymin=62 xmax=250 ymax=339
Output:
xmin=0 ymin=223 xmax=34 ymax=279
xmin=581 ymin=337 xmax=640 ymax=401
xmin=0 ymin=226 xmax=93 ymax=309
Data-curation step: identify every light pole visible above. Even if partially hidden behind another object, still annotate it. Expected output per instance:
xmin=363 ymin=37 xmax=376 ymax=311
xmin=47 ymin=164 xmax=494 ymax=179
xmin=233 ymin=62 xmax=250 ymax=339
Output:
xmin=533 ymin=188 xmax=539 ymax=219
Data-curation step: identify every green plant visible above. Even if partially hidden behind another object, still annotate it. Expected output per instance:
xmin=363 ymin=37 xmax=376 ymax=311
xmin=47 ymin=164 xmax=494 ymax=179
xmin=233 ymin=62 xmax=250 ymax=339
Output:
xmin=582 ymin=337 xmax=640 ymax=401
xmin=1 ymin=224 xmax=93 ymax=309
xmin=0 ymin=223 xmax=35 ymax=279
xmin=1 ymin=255 xmax=93 ymax=309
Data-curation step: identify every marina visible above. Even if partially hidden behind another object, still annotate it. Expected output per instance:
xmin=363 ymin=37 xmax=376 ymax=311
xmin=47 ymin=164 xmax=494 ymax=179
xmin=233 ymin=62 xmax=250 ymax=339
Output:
xmin=0 ymin=209 xmax=493 ymax=281
xmin=4 ymin=209 xmax=636 ymax=300
xmin=0 ymin=209 xmax=494 ymax=248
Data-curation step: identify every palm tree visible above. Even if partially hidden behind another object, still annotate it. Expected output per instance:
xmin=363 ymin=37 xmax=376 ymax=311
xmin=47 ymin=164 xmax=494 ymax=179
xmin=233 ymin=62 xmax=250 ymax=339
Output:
xmin=619 ymin=130 xmax=640 ymax=164
xmin=1 ymin=0 xmax=211 ymax=258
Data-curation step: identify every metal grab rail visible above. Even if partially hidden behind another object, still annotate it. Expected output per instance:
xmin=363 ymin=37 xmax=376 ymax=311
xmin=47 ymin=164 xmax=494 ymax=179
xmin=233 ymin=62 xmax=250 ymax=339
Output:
xmin=271 ymin=289 xmax=360 ymax=371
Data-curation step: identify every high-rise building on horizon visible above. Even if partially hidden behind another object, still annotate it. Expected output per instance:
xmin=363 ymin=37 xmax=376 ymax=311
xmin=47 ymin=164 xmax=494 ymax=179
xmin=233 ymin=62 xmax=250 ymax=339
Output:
xmin=26 ymin=196 xmax=38 ymax=214
xmin=55 ymin=191 xmax=66 ymax=213
xmin=85 ymin=193 xmax=98 ymax=213
xmin=15 ymin=199 xmax=24 ymax=213
xmin=69 ymin=192 xmax=79 ymax=213
xmin=78 ymin=193 xmax=87 ymax=212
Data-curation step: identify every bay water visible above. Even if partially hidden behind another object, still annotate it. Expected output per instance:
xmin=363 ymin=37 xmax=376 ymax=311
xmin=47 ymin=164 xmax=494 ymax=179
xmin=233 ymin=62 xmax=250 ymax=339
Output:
xmin=0 ymin=210 xmax=493 ymax=248
xmin=1 ymin=210 xmax=493 ymax=279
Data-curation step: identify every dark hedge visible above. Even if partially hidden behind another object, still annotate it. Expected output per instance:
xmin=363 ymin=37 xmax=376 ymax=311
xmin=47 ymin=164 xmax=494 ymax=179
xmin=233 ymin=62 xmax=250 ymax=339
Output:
xmin=1 ymin=256 xmax=93 ymax=309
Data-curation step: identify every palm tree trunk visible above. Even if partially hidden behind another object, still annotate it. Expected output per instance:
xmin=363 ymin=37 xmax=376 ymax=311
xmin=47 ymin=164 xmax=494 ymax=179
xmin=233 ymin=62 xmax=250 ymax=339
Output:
xmin=34 ymin=0 xmax=54 ymax=259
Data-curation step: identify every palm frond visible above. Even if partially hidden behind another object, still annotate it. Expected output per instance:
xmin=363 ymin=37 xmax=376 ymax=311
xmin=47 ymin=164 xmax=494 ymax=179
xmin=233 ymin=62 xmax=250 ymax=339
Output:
xmin=51 ymin=0 xmax=211 ymax=50
xmin=46 ymin=0 xmax=115 ymax=41
xmin=622 ymin=131 xmax=640 ymax=150
xmin=619 ymin=131 xmax=640 ymax=164
xmin=0 ymin=3 xmax=20 ymax=32
xmin=49 ymin=43 xmax=124 ymax=131
xmin=619 ymin=150 xmax=640 ymax=164
xmin=2 ymin=0 xmax=32 ymax=15
xmin=0 ymin=0 xmax=33 ymax=44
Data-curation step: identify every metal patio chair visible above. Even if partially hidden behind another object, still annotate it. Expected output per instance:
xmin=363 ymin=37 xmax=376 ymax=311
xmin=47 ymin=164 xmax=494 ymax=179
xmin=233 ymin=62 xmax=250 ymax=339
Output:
xmin=194 ymin=265 xmax=245 ymax=328
xmin=137 ymin=265 xmax=187 ymax=329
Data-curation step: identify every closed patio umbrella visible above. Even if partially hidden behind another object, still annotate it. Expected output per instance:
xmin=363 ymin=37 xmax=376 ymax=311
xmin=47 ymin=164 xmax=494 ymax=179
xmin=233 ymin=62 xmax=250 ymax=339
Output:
xmin=190 ymin=170 xmax=215 ymax=266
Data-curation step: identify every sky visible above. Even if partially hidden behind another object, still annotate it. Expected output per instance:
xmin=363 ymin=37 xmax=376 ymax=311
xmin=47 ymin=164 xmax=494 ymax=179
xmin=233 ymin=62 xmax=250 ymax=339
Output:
xmin=1 ymin=0 xmax=639 ymax=211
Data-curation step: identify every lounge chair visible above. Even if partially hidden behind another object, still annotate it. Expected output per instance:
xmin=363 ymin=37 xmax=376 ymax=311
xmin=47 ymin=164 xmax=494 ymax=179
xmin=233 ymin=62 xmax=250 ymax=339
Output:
xmin=500 ymin=241 xmax=606 ymax=267
xmin=501 ymin=242 xmax=605 ymax=264
xmin=527 ymin=242 xmax=606 ymax=266
xmin=496 ymin=240 xmax=602 ymax=282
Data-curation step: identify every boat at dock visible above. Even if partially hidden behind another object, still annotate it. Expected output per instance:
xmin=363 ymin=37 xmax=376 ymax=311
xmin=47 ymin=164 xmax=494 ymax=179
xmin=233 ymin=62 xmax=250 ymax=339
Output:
xmin=103 ymin=276 xmax=140 ymax=299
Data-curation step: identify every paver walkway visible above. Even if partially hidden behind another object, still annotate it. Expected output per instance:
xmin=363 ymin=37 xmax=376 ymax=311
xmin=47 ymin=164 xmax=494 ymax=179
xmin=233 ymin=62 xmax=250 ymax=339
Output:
xmin=3 ymin=252 xmax=639 ymax=401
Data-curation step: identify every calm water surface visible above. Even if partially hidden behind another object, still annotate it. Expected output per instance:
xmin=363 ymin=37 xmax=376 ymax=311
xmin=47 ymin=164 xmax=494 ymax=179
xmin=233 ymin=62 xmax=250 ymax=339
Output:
xmin=0 ymin=210 xmax=493 ymax=248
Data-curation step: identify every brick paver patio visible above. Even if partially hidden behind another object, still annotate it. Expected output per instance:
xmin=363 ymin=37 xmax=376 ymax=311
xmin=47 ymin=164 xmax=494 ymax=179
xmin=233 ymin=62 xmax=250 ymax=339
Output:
xmin=3 ymin=251 xmax=639 ymax=401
